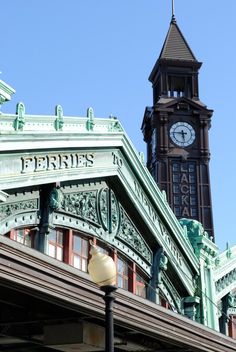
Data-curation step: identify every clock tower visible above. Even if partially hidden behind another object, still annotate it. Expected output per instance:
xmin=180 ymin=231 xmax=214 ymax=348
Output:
xmin=141 ymin=15 xmax=214 ymax=238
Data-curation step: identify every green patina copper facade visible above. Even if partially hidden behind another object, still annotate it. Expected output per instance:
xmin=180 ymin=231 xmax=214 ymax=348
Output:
xmin=1 ymin=7 xmax=236 ymax=348
xmin=0 ymin=92 xmax=236 ymax=342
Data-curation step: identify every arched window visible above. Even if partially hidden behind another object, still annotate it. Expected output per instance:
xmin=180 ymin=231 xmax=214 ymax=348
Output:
xmin=8 ymin=228 xmax=35 ymax=248
xmin=6 ymin=226 xmax=149 ymax=300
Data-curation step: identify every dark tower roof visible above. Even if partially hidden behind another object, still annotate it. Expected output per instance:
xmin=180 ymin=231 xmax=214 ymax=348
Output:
xmin=149 ymin=18 xmax=201 ymax=84
xmin=159 ymin=18 xmax=197 ymax=61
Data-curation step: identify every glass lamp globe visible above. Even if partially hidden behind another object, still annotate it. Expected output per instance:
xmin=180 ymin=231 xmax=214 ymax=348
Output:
xmin=88 ymin=243 xmax=116 ymax=287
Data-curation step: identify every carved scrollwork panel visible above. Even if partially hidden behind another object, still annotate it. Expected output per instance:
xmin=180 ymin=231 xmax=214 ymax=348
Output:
xmin=63 ymin=191 xmax=98 ymax=224
xmin=98 ymin=188 xmax=120 ymax=234
xmin=0 ymin=199 xmax=39 ymax=221
xmin=117 ymin=207 xmax=152 ymax=264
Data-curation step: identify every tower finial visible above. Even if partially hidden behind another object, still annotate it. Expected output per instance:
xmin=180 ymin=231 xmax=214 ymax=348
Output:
xmin=171 ymin=0 xmax=176 ymax=23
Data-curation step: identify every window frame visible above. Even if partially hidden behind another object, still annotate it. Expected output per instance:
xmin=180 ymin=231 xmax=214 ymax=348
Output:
xmin=9 ymin=227 xmax=35 ymax=248
xmin=48 ymin=228 xmax=65 ymax=261
xmin=7 ymin=226 xmax=149 ymax=300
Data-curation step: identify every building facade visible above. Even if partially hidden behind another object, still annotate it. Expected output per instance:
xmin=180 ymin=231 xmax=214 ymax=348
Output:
xmin=1 ymin=15 xmax=236 ymax=352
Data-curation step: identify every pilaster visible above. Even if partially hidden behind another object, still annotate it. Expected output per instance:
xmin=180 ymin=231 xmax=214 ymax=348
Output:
xmin=180 ymin=218 xmax=219 ymax=330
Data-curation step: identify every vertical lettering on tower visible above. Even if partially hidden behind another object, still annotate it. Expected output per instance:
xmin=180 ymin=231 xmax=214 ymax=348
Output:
xmin=172 ymin=161 xmax=198 ymax=219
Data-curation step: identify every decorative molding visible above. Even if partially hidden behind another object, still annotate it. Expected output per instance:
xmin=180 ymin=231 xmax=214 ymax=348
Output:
xmin=108 ymin=116 xmax=123 ymax=132
xmin=117 ymin=207 xmax=152 ymax=264
xmin=0 ymin=190 xmax=40 ymax=234
xmin=86 ymin=107 xmax=95 ymax=131
xmin=54 ymin=105 xmax=64 ymax=131
xmin=0 ymin=198 xmax=38 ymax=221
xmin=52 ymin=212 xmax=102 ymax=238
xmin=49 ymin=183 xmax=151 ymax=265
xmin=183 ymin=296 xmax=200 ymax=321
xmin=0 ymin=110 xmax=124 ymax=135
xmin=13 ymin=102 xmax=25 ymax=131
xmin=228 ymin=293 xmax=236 ymax=308
xmin=98 ymin=188 xmax=120 ymax=234
xmin=159 ymin=271 xmax=182 ymax=312
xmin=63 ymin=190 xmax=98 ymax=224
xmin=179 ymin=218 xmax=218 ymax=258
xmin=49 ymin=187 xmax=64 ymax=210
xmin=216 ymin=268 xmax=236 ymax=294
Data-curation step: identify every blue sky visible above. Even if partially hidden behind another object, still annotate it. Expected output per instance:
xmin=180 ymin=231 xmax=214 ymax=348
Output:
xmin=1 ymin=0 xmax=236 ymax=251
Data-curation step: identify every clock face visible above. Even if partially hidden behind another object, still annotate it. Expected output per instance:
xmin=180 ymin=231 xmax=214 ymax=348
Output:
xmin=169 ymin=122 xmax=195 ymax=147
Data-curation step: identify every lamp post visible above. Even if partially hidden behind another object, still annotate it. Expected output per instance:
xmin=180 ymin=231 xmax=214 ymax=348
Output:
xmin=88 ymin=242 xmax=117 ymax=352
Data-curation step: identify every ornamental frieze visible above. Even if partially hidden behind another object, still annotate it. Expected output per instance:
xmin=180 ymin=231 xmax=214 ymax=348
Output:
xmin=117 ymin=207 xmax=151 ymax=263
xmin=50 ymin=189 xmax=98 ymax=224
xmin=64 ymin=191 xmax=97 ymax=223
xmin=49 ymin=184 xmax=151 ymax=263
xmin=0 ymin=199 xmax=39 ymax=221
xmin=215 ymin=268 xmax=236 ymax=293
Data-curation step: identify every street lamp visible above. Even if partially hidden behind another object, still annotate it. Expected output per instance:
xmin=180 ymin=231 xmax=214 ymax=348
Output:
xmin=88 ymin=242 xmax=117 ymax=352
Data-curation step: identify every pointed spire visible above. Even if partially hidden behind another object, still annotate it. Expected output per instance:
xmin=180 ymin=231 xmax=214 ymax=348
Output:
xmin=148 ymin=6 xmax=201 ymax=84
xmin=159 ymin=20 xmax=197 ymax=61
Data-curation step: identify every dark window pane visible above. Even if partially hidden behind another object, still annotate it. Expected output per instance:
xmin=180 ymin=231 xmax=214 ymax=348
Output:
xmin=190 ymin=185 xmax=196 ymax=194
xmin=203 ymin=208 xmax=212 ymax=228
xmin=190 ymin=196 xmax=196 ymax=205
xmin=191 ymin=208 xmax=197 ymax=217
xmin=160 ymin=162 xmax=167 ymax=179
xmin=172 ymin=163 xmax=179 ymax=172
xmin=189 ymin=164 xmax=195 ymax=173
xmin=189 ymin=175 xmax=195 ymax=183
xmin=173 ymin=174 xmax=180 ymax=183
xmin=200 ymin=164 xmax=208 ymax=183
xmin=174 ymin=207 xmax=181 ymax=217
xmin=174 ymin=196 xmax=180 ymax=205
xmin=173 ymin=185 xmax=179 ymax=193
xmin=203 ymin=186 xmax=210 ymax=205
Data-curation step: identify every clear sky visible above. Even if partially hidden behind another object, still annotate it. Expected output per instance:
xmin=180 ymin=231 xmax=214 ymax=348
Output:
xmin=1 ymin=0 xmax=236 ymax=251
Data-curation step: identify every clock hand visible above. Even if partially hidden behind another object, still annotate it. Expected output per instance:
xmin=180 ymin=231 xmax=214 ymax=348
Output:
xmin=174 ymin=130 xmax=187 ymax=140
xmin=181 ymin=129 xmax=186 ymax=140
